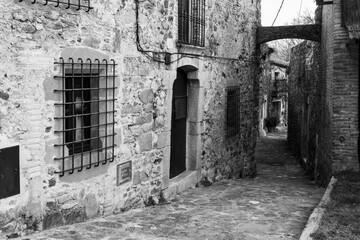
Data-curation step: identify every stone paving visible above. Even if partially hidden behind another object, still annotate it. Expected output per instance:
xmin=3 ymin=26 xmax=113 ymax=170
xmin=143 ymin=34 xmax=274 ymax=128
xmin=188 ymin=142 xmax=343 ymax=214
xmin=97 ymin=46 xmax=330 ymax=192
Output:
xmin=14 ymin=133 xmax=324 ymax=240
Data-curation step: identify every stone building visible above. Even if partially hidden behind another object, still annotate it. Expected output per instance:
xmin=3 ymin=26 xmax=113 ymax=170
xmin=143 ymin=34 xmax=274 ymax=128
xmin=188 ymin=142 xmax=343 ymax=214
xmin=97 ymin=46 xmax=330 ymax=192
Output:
xmin=259 ymin=46 xmax=288 ymax=135
xmin=288 ymin=0 xmax=360 ymax=185
xmin=0 ymin=0 xmax=261 ymax=235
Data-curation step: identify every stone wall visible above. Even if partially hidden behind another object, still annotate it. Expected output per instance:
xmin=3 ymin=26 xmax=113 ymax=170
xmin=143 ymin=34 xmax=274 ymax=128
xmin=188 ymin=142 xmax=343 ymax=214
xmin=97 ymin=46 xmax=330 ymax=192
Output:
xmin=0 ymin=0 xmax=260 ymax=236
xmin=315 ymin=3 xmax=334 ymax=185
xmin=317 ymin=0 xmax=359 ymax=183
xmin=288 ymin=0 xmax=360 ymax=186
xmin=330 ymin=0 xmax=359 ymax=173
xmin=288 ymin=41 xmax=319 ymax=179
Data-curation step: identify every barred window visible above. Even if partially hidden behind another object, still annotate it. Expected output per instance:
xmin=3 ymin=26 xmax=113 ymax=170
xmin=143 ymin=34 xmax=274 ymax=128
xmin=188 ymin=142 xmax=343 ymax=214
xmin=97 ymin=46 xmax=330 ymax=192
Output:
xmin=178 ymin=0 xmax=205 ymax=47
xmin=19 ymin=0 xmax=93 ymax=12
xmin=54 ymin=58 xmax=117 ymax=176
xmin=226 ymin=86 xmax=240 ymax=137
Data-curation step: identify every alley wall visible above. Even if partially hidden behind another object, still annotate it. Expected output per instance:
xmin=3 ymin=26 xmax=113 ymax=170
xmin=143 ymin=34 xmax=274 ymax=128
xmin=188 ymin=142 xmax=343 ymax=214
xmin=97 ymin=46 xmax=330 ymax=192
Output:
xmin=288 ymin=0 xmax=360 ymax=186
xmin=288 ymin=41 xmax=319 ymax=181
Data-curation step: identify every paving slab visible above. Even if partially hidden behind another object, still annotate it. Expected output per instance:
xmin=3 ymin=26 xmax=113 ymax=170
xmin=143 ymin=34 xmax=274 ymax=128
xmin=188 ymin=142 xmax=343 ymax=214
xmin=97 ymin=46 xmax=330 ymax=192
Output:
xmin=16 ymin=133 xmax=325 ymax=240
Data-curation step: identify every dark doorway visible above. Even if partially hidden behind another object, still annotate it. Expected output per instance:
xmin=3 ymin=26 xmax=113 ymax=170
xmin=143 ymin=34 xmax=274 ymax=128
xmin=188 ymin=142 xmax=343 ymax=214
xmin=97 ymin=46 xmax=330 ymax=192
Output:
xmin=301 ymin=98 xmax=310 ymax=159
xmin=170 ymin=68 xmax=188 ymax=178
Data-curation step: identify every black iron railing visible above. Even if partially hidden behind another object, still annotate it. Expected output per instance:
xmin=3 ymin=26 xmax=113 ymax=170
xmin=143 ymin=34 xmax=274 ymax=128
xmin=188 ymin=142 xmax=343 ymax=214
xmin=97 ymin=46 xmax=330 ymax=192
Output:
xmin=178 ymin=0 xmax=205 ymax=47
xmin=19 ymin=0 xmax=93 ymax=12
xmin=226 ymin=86 xmax=241 ymax=137
xmin=54 ymin=58 xmax=117 ymax=176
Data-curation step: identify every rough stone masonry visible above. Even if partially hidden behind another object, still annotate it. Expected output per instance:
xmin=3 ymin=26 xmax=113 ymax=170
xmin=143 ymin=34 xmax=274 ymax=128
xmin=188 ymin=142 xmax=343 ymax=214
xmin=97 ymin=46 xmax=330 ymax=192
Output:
xmin=0 ymin=0 xmax=261 ymax=236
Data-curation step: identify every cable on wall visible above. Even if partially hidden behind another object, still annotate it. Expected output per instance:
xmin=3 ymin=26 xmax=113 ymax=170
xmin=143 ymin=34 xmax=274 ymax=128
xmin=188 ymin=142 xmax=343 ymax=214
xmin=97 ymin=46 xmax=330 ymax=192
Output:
xmin=134 ymin=0 xmax=257 ymax=65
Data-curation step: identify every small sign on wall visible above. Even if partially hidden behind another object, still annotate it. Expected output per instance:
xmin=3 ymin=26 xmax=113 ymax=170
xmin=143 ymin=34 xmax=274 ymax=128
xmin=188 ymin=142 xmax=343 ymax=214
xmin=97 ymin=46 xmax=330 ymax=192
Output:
xmin=117 ymin=161 xmax=132 ymax=186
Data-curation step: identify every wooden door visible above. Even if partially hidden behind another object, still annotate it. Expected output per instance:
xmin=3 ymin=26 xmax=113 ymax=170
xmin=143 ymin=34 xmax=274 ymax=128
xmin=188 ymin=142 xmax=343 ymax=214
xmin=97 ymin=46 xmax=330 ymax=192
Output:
xmin=170 ymin=69 xmax=188 ymax=178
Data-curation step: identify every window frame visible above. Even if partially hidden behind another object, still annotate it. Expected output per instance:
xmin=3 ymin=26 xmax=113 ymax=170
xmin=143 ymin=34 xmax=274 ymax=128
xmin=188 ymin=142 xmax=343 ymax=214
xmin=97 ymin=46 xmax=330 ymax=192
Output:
xmin=178 ymin=0 xmax=206 ymax=47
xmin=54 ymin=58 xmax=117 ymax=176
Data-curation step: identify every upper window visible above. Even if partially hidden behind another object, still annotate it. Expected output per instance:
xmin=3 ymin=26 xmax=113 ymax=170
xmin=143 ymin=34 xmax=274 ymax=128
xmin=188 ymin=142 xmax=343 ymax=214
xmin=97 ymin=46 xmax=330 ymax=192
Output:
xmin=226 ymin=86 xmax=240 ymax=137
xmin=54 ymin=58 xmax=117 ymax=176
xmin=178 ymin=0 xmax=205 ymax=47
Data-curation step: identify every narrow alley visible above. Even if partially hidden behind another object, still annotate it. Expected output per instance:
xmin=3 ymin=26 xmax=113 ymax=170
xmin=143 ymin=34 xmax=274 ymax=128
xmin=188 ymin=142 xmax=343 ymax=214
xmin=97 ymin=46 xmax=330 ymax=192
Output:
xmin=16 ymin=133 xmax=325 ymax=240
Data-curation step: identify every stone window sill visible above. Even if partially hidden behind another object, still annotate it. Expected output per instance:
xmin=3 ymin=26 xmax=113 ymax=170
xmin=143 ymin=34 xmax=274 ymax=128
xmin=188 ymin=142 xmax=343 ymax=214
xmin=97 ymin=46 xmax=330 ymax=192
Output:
xmin=177 ymin=43 xmax=205 ymax=55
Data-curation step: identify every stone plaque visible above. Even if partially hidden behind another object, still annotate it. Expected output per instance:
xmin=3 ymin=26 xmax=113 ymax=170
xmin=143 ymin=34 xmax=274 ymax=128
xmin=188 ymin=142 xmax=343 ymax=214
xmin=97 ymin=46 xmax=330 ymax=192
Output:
xmin=117 ymin=161 xmax=132 ymax=186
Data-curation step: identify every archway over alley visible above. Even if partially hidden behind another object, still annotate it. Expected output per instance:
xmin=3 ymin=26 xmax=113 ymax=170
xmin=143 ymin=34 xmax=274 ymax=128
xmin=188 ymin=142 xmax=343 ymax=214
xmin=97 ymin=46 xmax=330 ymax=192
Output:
xmin=257 ymin=25 xmax=321 ymax=45
xmin=255 ymin=20 xmax=323 ymax=186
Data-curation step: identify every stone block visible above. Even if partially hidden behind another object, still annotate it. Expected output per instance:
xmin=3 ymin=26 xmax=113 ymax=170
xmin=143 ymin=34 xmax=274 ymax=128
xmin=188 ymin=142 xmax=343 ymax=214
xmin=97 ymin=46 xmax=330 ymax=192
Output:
xmin=62 ymin=205 xmax=86 ymax=225
xmin=187 ymin=134 xmax=201 ymax=171
xmin=138 ymin=66 xmax=149 ymax=76
xmin=139 ymin=89 xmax=154 ymax=104
xmin=43 ymin=202 xmax=63 ymax=230
xmin=176 ymin=171 xmax=198 ymax=193
xmin=60 ymin=47 xmax=109 ymax=63
xmin=144 ymin=103 xmax=153 ymax=113
xmin=122 ymin=104 xmax=142 ymax=115
xmin=57 ymin=194 xmax=73 ymax=204
xmin=157 ymin=131 xmax=171 ymax=149
xmin=138 ymin=132 xmax=153 ymax=152
xmin=62 ymin=202 xmax=78 ymax=210
xmin=129 ymin=125 xmax=142 ymax=136
xmin=188 ymin=86 xmax=203 ymax=122
xmin=188 ymin=121 xmax=200 ymax=136
xmin=162 ymin=146 xmax=171 ymax=189
xmin=84 ymin=193 xmax=99 ymax=219
xmin=142 ymin=122 xmax=153 ymax=133
xmin=133 ymin=171 xmax=141 ymax=185
xmin=140 ymin=170 xmax=148 ymax=182
xmin=0 ymin=90 xmax=9 ymax=100
xmin=162 ymin=183 xmax=178 ymax=201
xmin=135 ymin=114 xmax=153 ymax=126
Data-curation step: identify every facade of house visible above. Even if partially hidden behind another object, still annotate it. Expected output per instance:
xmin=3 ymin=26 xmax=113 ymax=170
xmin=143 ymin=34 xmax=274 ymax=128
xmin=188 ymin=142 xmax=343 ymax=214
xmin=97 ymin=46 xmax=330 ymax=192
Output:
xmin=0 ymin=0 xmax=261 ymax=235
xmin=259 ymin=47 xmax=288 ymax=135
xmin=288 ymin=0 xmax=360 ymax=185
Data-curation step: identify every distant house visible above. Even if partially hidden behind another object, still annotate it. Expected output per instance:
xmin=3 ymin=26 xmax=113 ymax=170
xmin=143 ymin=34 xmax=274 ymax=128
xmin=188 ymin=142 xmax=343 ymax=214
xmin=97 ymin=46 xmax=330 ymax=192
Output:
xmin=259 ymin=47 xmax=289 ymax=135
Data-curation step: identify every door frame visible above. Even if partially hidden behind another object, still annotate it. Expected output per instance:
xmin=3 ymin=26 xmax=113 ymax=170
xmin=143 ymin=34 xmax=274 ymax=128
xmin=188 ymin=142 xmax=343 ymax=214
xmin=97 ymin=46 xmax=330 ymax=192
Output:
xmin=161 ymin=61 xmax=204 ymax=194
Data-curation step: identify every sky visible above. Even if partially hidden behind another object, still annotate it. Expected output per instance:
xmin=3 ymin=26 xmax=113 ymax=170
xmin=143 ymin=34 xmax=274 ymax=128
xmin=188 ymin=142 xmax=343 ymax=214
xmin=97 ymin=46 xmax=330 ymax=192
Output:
xmin=261 ymin=0 xmax=317 ymax=26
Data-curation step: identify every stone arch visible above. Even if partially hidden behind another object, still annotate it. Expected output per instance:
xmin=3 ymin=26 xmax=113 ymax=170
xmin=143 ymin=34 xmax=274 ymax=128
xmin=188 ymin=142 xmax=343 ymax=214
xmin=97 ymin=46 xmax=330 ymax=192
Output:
xmin=257 ymin=25 xmax=321 ymax=45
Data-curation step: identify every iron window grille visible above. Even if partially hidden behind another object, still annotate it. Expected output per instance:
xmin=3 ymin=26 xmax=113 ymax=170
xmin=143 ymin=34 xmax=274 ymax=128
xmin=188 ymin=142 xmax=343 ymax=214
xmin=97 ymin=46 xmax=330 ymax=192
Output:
xmin=226 ymin=86 xmax=241 ymax=137
xmin=54 ymin=58 xmax=117 ymax=176
xmin=178 ymin=0 xmax=205 ymax=47
xmin=19 ymin=0 xmax=93 ymax=12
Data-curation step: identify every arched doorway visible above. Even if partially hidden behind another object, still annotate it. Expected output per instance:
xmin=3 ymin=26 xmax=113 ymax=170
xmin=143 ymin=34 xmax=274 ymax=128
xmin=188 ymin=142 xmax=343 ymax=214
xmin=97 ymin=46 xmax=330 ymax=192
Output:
xmin=170 ymin=68 xmax=188 ymax=178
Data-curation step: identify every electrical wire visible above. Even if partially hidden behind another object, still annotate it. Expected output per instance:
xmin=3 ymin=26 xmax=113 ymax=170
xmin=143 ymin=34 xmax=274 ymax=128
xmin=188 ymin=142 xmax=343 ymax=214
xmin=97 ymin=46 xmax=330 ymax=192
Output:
xmin=134 ymin=0 xmax=257 ymax=65
xmin=298 ymin=0 xmax=304 ymax=23
xmin=272 ymin=0 xmax=285 ymax=26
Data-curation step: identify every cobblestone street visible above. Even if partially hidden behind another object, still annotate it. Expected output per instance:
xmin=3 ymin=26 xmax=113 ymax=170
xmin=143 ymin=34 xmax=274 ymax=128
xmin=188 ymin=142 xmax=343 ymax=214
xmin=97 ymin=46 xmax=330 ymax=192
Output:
xmin=15 ymin=133 xmax=324 ymax=240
